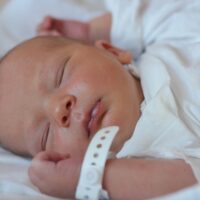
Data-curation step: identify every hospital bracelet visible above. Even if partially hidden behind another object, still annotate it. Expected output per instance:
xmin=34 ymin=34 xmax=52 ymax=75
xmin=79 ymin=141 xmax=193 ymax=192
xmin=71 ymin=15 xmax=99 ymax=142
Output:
xmin=75 ymin=126 xmax=119 ymax=200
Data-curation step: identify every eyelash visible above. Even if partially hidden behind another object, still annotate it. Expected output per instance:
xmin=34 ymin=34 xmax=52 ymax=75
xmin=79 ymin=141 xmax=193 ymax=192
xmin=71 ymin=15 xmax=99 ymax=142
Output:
xmin=57 ymin=65 xmax=65 ymax=86
xmin=42 ymin=123 xmax=50 ymax=151
xmin=57 ymin=57 xmax=70 ymax=87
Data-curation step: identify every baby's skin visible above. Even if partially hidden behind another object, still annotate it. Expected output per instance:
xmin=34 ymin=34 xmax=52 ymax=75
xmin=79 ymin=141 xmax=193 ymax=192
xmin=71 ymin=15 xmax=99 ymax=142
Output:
xmin=28 ymin=15 xmax=196 ymax=200
xmin=0 ymin=13 xmax=196 ymax=200
xmin=37 ymin=13 xmax=112 ymax=44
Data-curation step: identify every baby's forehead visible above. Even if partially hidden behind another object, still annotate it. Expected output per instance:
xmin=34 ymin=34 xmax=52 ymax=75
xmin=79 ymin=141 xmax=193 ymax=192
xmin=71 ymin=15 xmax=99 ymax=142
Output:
xmin=3 ymin=36 xmax=75 ymax=58
xmin=0 ymin=36 xmax=73 ymax=73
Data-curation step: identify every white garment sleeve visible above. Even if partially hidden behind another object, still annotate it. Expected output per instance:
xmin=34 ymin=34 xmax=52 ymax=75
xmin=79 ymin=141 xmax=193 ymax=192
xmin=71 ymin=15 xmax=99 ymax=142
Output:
xmin=105 ymin=0 xmax=144 ymax=59
xmin=105 ymin=0 xmax=200 ymax=182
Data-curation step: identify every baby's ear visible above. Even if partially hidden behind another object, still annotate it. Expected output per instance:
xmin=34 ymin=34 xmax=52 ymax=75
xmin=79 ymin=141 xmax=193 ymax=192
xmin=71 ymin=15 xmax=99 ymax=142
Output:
xmin=95 ymin=40 xmax=133 ymax=64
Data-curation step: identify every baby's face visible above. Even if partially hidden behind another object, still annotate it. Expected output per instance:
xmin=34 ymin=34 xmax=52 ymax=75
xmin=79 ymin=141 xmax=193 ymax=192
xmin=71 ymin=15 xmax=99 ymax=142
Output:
xmin=0 ymin=37 xmax=141 ymax=158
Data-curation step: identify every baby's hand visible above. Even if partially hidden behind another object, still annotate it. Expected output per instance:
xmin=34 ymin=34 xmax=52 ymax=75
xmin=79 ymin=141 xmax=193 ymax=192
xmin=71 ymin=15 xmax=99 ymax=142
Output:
xmin=37 ymin=16 xmax=90 ymax=42
xmin=28 ymin=151 xmax=82 ymax=199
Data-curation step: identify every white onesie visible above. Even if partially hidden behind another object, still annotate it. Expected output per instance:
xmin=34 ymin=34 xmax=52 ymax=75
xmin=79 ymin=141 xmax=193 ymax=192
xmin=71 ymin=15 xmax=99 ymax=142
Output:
xmin=105 ymin=0 xmax=200 ymax=181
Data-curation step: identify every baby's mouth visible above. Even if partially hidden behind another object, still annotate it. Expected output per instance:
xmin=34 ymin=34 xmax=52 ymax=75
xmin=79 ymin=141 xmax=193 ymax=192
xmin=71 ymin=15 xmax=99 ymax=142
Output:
xmin=87 ymin=99 xmax=106 ymax=138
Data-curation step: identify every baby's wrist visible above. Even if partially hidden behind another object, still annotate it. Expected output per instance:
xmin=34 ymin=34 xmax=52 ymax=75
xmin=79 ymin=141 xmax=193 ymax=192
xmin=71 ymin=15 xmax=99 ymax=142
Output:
xmin=70 ymin=160 xmax=83 ymax=198
xmin=102 ymin=158 xmax=115 ymax=196
xmin=75 ymin=126 xmax=119 ymax=200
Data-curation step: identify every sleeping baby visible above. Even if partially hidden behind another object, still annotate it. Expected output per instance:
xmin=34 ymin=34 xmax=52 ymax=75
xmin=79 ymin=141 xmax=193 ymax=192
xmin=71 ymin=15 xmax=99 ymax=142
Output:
xmin=0 ymin=0 xmax=200 ymax=199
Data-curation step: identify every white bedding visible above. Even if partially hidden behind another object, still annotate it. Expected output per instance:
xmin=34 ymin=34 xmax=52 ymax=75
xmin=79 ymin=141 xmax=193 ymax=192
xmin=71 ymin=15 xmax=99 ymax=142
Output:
xmin=0 ymin=0 xmax=199 ymax=199
xmin=0 ymin=0 xmax=105 ymax=57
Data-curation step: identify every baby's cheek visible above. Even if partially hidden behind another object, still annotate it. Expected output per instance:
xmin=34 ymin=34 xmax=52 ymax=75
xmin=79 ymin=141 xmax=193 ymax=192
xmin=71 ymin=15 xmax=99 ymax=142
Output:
xmin=45 ymin=128 xmax=71 ymax=154
xmin=45 ymin=128 xmax=57 ymax=151
xmin=49 ymin=134 xmax=87 ymax=159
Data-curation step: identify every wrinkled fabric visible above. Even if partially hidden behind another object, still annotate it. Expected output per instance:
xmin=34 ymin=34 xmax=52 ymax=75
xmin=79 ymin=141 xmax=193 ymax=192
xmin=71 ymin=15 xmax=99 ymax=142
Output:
xmin=105 ymin=0 xmax=200 ymax=182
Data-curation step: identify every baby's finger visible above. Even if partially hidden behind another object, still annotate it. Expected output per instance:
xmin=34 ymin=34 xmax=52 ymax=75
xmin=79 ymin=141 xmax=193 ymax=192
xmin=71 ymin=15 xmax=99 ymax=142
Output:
xmin=29 ymin=153 xmax=57 ymax=186
xmin=34 ymin=151 xmax=70 ymax=162
xmin=36 ymin=16 xmax=52 ymax=33
xmin=28 ymin=163 xmax=56 ymax=195
xmin=40 ymin=16 xmax=52 ymax=29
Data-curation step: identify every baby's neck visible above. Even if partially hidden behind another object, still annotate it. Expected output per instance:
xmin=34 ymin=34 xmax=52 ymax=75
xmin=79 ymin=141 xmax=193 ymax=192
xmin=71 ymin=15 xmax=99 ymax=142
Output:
xmin=114 ymin=77 xmax=144 ymax=154
xmin=128 ymin=77 xmax=144 ymax=137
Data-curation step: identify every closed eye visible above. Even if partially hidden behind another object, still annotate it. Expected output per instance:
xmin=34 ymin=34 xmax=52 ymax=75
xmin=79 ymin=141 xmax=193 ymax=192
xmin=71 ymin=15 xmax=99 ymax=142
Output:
xmin=57 ymin=64 xmax=65 ymax=86
xmin=56 ymin=58 xmax=69 ymax=87
xmin=41 ymin=123 xmax=50 ymax=151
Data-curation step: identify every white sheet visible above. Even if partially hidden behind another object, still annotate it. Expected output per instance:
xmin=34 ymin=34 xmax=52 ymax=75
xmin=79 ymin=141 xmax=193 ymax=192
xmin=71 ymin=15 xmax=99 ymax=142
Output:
xmin=0 ymin=0 xmax=105 ymax=57
xmin=0 ymin=0 xmax=199 ymax=199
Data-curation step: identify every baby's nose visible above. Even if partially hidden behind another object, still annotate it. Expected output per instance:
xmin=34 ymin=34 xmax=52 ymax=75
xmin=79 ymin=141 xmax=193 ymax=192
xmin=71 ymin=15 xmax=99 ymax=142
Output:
xmin=53 ymin=95 xmax=76 ymax=127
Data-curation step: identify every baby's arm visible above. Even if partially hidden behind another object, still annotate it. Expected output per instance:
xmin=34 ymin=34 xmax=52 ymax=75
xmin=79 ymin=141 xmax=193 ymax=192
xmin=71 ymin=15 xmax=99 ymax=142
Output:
xmin=104 ymin=158 xmax=196 ymax=199
xmin=29 ymin=151 xmax=196 ymax=199
xmin=37 ymin=13 xmax=111 ymax=43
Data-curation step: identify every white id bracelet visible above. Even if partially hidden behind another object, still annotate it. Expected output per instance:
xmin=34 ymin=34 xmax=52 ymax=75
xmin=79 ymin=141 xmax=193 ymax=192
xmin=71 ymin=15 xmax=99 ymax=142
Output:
xmin=75 ymin=126 xmax=119 ymax=200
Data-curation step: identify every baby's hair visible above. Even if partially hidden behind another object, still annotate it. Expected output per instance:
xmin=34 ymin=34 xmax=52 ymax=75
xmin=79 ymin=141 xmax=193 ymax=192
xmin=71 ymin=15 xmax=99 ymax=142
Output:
xmin=0 ymin=36 xmax=81 ymax=75
xmin=0 ymin=40 xmax=29 ymax=72
xmin=0 ymin=36 xmax=91 ymax=69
